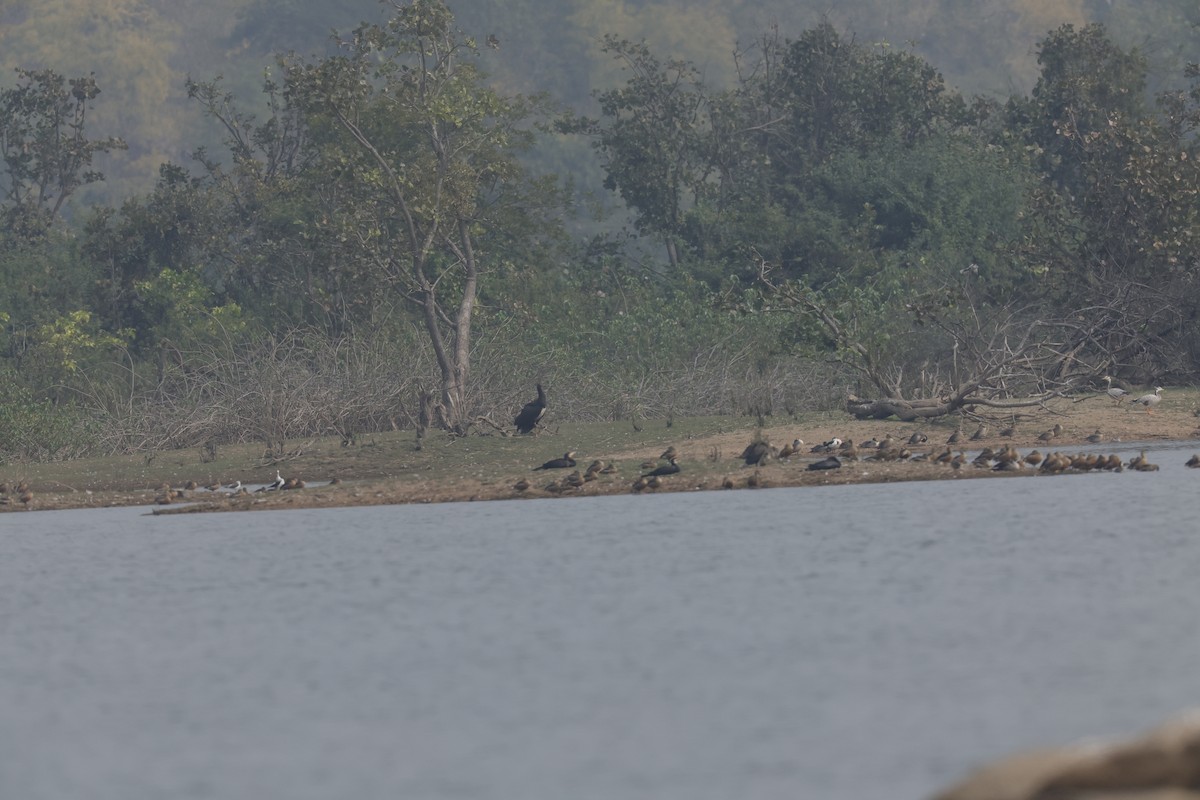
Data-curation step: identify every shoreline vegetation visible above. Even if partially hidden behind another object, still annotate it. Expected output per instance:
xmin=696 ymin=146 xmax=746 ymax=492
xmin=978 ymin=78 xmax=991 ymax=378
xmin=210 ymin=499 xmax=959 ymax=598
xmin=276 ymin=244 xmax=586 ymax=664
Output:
xmin=3 ymin=390 xmax=1199 ymax=515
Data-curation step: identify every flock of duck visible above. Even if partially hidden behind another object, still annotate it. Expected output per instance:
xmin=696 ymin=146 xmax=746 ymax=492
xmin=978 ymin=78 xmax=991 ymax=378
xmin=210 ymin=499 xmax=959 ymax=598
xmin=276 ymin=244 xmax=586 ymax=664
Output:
xmin=0 ymin=480 xmax=34 ymax=508
xmin=514 ymin=446 xmax=688 ymax=495
xmin=0 ymin=468 xmax=329 ymax=511
xmin=149 ymin=469 xmax=324 ymax=505
xmin=505 ymin=379 xmax=1195 ymax=497
xmin=513 ymin=427 xmax=1197 ymax=496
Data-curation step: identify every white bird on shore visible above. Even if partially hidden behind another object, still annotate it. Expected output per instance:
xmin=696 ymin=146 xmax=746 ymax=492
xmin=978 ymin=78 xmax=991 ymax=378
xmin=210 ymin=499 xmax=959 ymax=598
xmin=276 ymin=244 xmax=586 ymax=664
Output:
xmin=266 ymin=470 xmax=285 ymax=491
xmin=223 ymin=480 xmax=242 ymax=493
xmin=1131 ymin=386 xmax=1164 ymax=414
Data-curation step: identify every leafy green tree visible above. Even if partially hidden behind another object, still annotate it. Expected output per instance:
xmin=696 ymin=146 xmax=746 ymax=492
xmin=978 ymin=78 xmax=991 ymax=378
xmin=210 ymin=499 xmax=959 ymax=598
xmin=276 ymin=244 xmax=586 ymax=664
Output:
xmin=0 ymin=0 xmax=178 ymax=200
xmin=563 ymin=36 xmax=712 ymax=270
xmin=0 ymin=68 xmax=126 ymax=237
xmin=0 ymin=69 xmax=122 ymax=384
xmin=1009 ymin=24 xmax=1200 ymax=377
xmin=1018 ymin=23 xmax=1147 ymax=197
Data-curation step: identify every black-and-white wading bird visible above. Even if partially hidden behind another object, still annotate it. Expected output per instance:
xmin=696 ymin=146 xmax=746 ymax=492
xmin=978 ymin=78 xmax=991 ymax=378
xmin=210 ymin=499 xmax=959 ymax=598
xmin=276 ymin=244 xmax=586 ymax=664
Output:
xmin=258 ymin=470 xmax=285 ymax=492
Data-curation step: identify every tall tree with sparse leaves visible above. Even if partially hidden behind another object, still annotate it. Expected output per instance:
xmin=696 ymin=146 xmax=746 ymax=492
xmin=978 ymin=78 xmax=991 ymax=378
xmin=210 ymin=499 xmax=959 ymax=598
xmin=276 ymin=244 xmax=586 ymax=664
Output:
xmin=281 ymin=0 xmax=551 ymax=433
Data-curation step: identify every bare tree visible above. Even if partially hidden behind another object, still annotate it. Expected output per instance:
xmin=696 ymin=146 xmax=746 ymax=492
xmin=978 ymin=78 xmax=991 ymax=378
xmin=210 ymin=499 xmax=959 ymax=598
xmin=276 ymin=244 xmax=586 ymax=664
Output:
xmin=753 ymin=254 xmax=1105 ymax=421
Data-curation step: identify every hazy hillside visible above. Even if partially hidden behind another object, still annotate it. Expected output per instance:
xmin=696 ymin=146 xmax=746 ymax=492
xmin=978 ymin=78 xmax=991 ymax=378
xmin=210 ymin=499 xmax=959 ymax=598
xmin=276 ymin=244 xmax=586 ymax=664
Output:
xmin=1 ymin=0 xmax=1196 ymax=205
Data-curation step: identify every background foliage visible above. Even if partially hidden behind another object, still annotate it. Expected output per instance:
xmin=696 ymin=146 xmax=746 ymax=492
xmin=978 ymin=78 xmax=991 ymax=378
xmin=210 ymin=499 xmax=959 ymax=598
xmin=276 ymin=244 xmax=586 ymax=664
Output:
xmin=2 ymin=0 xmax=1200 ymax=459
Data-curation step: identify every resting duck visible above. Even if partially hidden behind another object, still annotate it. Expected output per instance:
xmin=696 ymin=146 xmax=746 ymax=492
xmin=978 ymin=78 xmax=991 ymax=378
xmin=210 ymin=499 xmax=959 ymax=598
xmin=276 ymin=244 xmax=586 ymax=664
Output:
xmin=807 ymin=455 xmax=841 ymax=471
xmin=535 ymin=451 xmax=577 ymax=470
xmin=777 ymin=439 xmax=802 ymax=460
xmin=642 ymin=458 xmax=681 ymax=478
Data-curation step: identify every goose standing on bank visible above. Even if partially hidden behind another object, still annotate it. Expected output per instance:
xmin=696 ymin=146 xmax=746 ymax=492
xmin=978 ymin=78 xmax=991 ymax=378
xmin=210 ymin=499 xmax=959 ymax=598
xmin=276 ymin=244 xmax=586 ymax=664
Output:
xmin=514 ymin=384 xmax=548 ymax=434
xmin=1102 ymin=375 xmax=1130 ymax=403
xmin=1131 ymin=386 xmax=1164 ymax=414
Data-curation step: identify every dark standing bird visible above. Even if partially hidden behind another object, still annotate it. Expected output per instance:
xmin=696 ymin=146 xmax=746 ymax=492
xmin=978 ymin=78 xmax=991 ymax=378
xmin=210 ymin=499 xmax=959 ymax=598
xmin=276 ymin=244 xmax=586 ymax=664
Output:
xmin=740 ymin=440 xmax=773 ymax=466
xmin=969 ymin=424 xmax=987 ymax=441
xmin=947 ymin=428 xmax=962 ymax=445
xmin=660 ymin=445 xmax=678 ymax=461
xmin=1186 ymin=454 xmax=1200 ymax=468
xmin=642 ymin=458 xmax=681 ymax=478
xmin=534 ymin=451 xmax=577 ymax=470
xmin=514 ymin=384 xmax=548 ymax=434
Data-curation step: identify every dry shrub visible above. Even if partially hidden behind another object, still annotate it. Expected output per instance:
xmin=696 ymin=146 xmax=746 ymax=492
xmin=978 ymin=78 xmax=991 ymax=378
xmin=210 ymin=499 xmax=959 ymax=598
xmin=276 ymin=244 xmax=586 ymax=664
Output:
xmin=82 ymin=326 xmax=432 ymax=454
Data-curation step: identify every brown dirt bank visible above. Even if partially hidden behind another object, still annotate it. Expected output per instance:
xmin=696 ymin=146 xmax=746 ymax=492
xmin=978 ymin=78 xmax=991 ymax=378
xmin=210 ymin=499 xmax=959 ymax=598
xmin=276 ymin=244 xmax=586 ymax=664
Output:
xmin=4 ymin=389 xmax=1199 ymax=515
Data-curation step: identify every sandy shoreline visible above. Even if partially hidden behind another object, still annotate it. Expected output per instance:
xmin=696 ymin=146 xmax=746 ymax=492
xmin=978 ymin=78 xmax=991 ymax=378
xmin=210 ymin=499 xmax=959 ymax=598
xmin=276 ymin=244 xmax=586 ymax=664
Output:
xmin=4 ymin=392 xmax=1199 ymax=515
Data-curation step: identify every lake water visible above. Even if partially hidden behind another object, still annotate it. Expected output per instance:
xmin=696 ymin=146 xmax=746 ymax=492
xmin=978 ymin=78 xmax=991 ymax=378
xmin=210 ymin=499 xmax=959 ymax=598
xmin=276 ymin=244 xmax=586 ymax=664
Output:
xmin=3 ymin=440 xmax=1200 ymax=800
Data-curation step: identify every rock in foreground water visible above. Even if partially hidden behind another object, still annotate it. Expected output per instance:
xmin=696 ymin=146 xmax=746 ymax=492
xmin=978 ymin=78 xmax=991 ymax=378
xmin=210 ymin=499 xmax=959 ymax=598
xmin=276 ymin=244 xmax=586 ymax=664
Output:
xmin=934 ymin=710 xmax=1200 ymax=800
